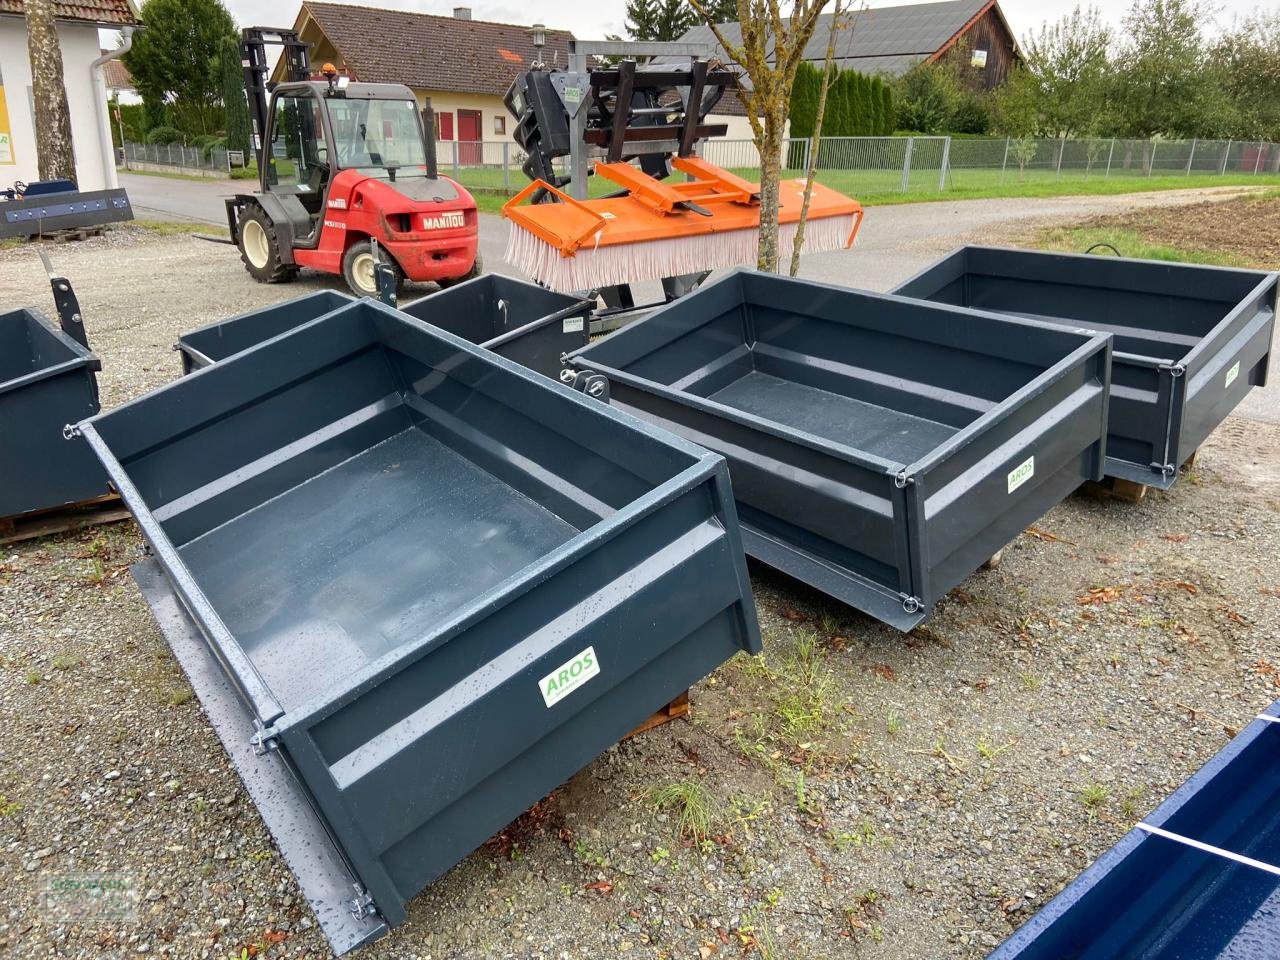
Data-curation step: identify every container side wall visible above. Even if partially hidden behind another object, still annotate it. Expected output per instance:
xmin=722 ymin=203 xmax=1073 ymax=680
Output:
xmin=1178 ymin=278 xmax=1277 ymax=465
xmin=0 ymin=310 xmax=39 ymax=383
xmin=0 ymin=367 xmax=106 ymax=516
xmin=284 ymin=475 xmax=758 ymax=922
xmin=178 ymin=291 xmax=354 ymax=366
xmin=129 ymin=346 xmax=409 ymax=545
xmin=915 ymin=345 xmax=1109 ymax=606
xmin=991 ymin=714 xmax=1280 ymax=959
xmin=991 ymin=833 xmax=1280 ymax=959
xmin=604 ymin=381 xmax=908 ymax=615
xmin=377 ymin=318 xmax=696 ymax=513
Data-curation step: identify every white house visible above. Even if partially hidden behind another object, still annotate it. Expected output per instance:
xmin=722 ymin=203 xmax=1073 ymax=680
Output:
xmin=0 ymin=0 xmax=140 ymax=191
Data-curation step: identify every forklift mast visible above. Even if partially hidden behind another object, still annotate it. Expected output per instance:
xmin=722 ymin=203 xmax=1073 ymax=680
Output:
xmin=240 ymin=27 xmax=313 ymax=169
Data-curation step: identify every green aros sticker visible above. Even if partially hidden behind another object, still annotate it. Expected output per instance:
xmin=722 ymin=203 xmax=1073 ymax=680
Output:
xmin=540 ymin=646 xmax=600 ymax=707
xmin=1007 ymin=456 xmax=1035 ymax=494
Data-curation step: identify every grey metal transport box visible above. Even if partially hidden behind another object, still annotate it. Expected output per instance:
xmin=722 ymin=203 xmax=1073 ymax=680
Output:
xmin=0 ymin=306 xmax=107 ymax=517
xmin=178 ymin=276 xmax=592 ymax=380
xmin=893 ymin=246 xmax=1279 ymax=489
xmin=78 ymin=298 xmax=761 ymax=953
xmin=569 ymin=270 xmax=1112 ymax=631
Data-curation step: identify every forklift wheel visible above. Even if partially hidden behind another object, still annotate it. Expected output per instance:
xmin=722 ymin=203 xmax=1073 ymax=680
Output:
xmin=238 ymin=205 xmax=296 ymax=284
xmin=342 ymin=240 xmax=402 ymax=297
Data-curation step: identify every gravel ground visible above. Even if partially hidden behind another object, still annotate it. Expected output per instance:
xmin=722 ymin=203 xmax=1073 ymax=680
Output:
xmin=1 ymin=198 xmax=1277 ymax=960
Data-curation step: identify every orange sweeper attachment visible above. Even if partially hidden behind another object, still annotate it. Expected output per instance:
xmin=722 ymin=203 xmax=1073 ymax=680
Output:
xmin=503 ymin=157 xmax=863 ymax=292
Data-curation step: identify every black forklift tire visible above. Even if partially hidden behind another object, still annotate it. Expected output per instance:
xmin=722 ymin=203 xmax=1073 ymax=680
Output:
xmin=342 ymin=240 xmax=403 ymax=297
xmin=238 ymin=205 xmax=296 ymax=284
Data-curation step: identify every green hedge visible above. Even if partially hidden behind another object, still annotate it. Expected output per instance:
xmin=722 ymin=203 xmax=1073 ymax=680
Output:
xmin=788 ymin=64 xmax=895 ymax=167
xmin=145 ymin=125 xmax=184 ymax=144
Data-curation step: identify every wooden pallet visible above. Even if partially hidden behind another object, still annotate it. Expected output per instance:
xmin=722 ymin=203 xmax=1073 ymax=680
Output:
xmin=1081 ymin=449 xmax=1201 ymax=504
xmin=50 ymin=225 xmax=106 ymax=243
xmin=1081 ymin=476 xmax=1150 ymax=503
xmin=0 ymin=493 xmax=131 ymax=546
xmin=624 ymin=691 xmax=691 ymax=741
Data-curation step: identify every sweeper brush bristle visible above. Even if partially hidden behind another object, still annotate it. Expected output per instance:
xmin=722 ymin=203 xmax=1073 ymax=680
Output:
xmin=505 ymin=213 xmax=861 ymax=292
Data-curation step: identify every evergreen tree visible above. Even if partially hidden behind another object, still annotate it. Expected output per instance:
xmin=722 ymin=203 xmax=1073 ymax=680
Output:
xmin=624 ymin=0 xmax=658 ymax=41
xmin=141 ymin=91 xmax=169 ymax=132
xmin=854 ymin=73 xmax=870 ymax=134
xmin=868 ymin=77 xmax=885 ymax=134
xmin=835 ymin=71 xmax=859 ymax=136
xmin=626 ymin=0 xmax=694 ymax=41
xmin=653 ymin=0 xmax=696 ymax=40
xmin=219 ymin=35 xmax=250 ymax=155
xmin=788 ymin=61 xmax=821 ymax=139
xmin=697 ymin=0 xmax=740 ymax=25
xmin=787 ymin=61 xmax=821 ymax=166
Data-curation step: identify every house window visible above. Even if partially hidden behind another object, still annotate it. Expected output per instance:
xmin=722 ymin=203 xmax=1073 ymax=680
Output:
xmin=436 ymin=111 xmax=454 ymax=140
xmin=494 ymin=115 xmax=506 ymax=135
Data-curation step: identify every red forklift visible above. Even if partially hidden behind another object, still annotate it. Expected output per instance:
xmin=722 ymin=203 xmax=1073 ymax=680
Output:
xmin=226 ymin=27 xmax=479 ymax=296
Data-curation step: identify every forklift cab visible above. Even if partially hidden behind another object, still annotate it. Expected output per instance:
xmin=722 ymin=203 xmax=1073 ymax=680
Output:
xmin=259 ymin=79 xmax=429 ymax=247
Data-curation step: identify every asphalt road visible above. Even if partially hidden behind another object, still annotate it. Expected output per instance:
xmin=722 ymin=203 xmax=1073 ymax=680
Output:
xmin=116 ymin=171 xmax=1278 ymax=423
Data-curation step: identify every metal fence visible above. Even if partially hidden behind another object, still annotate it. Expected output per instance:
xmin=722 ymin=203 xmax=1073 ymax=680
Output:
xmin=120 ymin=141 xmax=248 ymax=175
xmin=121 ymin=136 xmax=1280 ymax=194
xmin=703 ymin=135 xmax=1280 ymax=194
xmin=436 ymin=135 xmax=1279 ymax=197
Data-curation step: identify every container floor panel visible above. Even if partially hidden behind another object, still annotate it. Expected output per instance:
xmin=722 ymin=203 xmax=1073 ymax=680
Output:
xmin=708 ymin=371 xmax=957 ymax=463
xmin=179 ymin=427 xmax=578 ymax=712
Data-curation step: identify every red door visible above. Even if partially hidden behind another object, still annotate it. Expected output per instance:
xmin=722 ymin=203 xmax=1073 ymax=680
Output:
xmin=458 ymin=109 xmax=482 ymax=165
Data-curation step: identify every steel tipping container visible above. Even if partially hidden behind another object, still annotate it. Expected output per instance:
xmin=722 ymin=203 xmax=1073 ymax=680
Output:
xmin=80 ymin=297 xmax=761 ymax=953
xmin=398 ymin=274 xmax=592 ymax=378
xmin=177 ymin=290 xmax=353 ymax=373
xmin=0 ymin=306 xmax=106 ymax=517
xmin=989 ymin=700 xmax=1280 ymax=959
xmin=568 ymin=269 xmax=1113 ymax=630
xmin=893 ymin=246 xmax=1279 ymax=489
xmin=177 ymin=276 xmax=591 ymax=380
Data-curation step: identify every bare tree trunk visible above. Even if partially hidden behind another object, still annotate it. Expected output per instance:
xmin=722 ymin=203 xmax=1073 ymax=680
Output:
xmin=790 ymin=0 xmax=847 ymax=277
xmin=757 ymin=111 xmax=782 ymax=271
xmin=24 ymin=0 xmax=76 ymax=182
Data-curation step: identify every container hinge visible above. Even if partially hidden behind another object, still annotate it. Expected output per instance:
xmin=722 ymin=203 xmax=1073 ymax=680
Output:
xmin=900 ymin=594 xmax=922 ymax=615
xmin=1151 ymin=461 xmax=1177 ymax=478
xmin=346 ymin=885 xmax=378 ymax=921
xmin=569 ymin=369 xmax=610 ymax=403
xmin=1160 ymin=362 xmax=1186 ymax=379
xmin=894 ymin=470 xmax=914 ymax=489
xmin=62 ymin=423 xmax=82 ymax=440
xmin=250 ymin=720 xmax=280 ymax=755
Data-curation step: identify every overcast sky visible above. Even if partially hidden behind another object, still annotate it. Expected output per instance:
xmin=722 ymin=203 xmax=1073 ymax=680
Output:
xmin=104 ymin=0 xmax=1272 ymax=53
xmin=200 ymin=0 xmax=1272 ymax=46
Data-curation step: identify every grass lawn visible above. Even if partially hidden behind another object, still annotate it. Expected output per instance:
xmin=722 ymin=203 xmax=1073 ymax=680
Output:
xmin=1028 ymin=189 xmax=1280 ymax=271
xmin=131 ymin=219 xmax=229 ymax=238
xmin=1032 ymin=226 xmax=1248 ymax=267
xmin=465 ymin=167 xmax=1280 ymax=216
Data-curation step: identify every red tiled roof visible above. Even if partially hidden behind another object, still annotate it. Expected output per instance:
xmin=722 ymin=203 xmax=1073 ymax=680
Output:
xmin=300 ymin=1 xmax=576 ymax=98
xmin=0 ymin=0 xmax=139 ymax=25
xmin=101 ymin=54 xmax=133 ymax=89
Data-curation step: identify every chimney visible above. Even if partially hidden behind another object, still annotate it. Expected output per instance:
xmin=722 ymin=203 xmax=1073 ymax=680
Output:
xmin=453 ymin=6 xmax=471 ymax=18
